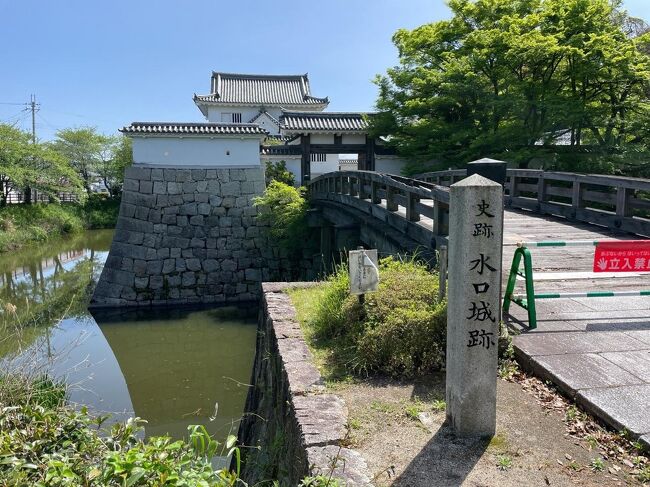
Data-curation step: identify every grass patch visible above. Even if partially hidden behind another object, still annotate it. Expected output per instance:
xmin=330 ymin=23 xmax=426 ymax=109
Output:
xmin=288 ymin=257 xmax=447 ymax=379
xmin=0 ymin=197 xmax=119 ymax=253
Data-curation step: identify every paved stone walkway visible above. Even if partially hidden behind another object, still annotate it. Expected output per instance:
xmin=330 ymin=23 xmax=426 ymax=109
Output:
xmin=502 ymin=210 xmax=650 ymax=448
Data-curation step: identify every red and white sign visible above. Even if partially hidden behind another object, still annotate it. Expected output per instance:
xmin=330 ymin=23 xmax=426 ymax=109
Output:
xmin=593 ymin=241 xmax=650 ymax=272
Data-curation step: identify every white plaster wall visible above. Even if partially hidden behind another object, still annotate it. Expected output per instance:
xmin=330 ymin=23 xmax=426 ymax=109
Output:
xmin=254 ymin=113 xmax=280 ymax=134
xmin=206 ymin=106 xmax=260 ymax=124
xmin=375 ymin=156 xmax=407 ymax=175
xmin=131 ymin=137 xmax=261 ymax=167
xmin=310 ymin=134 xmax=334 ymax=144
xmin=342 ymin=134 xmax=366 ymax=144
xmin=311 ymin=153 xmax=338 ymax=177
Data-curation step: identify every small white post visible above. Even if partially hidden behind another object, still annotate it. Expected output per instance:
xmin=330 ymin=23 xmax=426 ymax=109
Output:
xmin=446 ymin=174 xmax=503 ymax=437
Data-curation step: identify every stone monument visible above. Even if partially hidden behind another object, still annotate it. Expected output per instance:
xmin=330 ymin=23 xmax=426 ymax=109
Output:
xmin=445 ymin=174 xmax=503 ymax=437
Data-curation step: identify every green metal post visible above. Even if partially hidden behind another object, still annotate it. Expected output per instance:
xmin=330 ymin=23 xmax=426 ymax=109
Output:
xmin=521 ymin=247 xmax=537 ymax=329
xmin=502 ymin=249 xmax=522 ymax=314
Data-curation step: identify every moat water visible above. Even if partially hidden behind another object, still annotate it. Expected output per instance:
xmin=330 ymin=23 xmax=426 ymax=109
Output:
xmin=0 ymin=230 xmax=257 ymax=442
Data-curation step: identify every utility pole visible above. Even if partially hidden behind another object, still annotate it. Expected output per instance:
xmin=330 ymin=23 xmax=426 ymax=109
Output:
xmin=29 ymin=94 xmax=38 ymax=145
xmin=24 ymin=94 xmax=39 ymax=204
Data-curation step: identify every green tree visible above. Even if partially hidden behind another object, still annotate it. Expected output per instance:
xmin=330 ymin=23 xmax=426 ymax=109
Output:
xmin=371 ymin=0 xmax=650 ymax=173
xmin=96 ymin=135 xmax=132 ymax=197
xmin=0 ymin=124 xmax=84 ymax=206
xmin=50 ymin=127 xmax=112 ymax=194
xmin=264 ymin=160 xmax=296 ymax=186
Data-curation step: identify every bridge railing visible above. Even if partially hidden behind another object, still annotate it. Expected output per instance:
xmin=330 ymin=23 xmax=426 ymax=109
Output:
xmin=307 ymin=170 xmax=451 ymax=249
xmin=415 ymin=169 xmax=650 ymax=236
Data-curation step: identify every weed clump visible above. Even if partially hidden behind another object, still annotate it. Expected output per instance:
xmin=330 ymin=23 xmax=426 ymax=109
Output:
xmin=302 ymin=257 xmax=447 ymax=378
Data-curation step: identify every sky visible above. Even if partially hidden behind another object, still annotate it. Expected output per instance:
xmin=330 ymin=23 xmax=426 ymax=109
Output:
xmin=1 ymin=0 xmax=649 ymax=141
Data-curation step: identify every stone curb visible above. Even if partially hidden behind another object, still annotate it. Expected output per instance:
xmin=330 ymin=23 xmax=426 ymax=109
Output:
xmin=262 ymin=282 xmax=374 ymax=486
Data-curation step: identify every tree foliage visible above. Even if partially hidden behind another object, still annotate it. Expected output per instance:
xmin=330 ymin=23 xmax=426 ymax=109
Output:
xmin=371 ymin=0 xmax=650 ymax=174
xmin=264 ymin=160 xmax=296 ymax=186
xmin=0 ymin=124 xmax=84 ymax=205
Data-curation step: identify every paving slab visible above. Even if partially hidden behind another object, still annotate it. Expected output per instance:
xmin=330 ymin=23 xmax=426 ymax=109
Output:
xmin=514 ymin=330 xmax=648 ymax=356
xmin=623 ymin=330 xmax=650 ymax=346
xmin=573 ymin=296 xmax=650 ymax=312
xmin=576 ymin=385 xmax=650 ymax=437
xmin=529 ymin=353 xmax=644 ymax=396
xmin=600 ymin=350 xmax=650 ymax=381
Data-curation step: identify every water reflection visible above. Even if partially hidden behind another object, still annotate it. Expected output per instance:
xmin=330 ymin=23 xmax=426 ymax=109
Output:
xmin=0 ymin=230 xmax=258 ymax=442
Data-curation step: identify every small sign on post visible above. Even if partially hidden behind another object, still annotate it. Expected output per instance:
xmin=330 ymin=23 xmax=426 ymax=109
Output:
xmin=446 ymin=174 xmax=503 ymax=437
xmin=349 ymin=249 xmax=379 ymax=295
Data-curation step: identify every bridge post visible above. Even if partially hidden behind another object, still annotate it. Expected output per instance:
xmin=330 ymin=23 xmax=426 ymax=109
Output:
xmin=446 ymin=174 xmax=503 ymax=437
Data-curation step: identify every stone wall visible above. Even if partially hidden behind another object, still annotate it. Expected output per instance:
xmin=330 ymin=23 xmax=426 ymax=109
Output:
xmin=91 ymin=166 xmax=319 ymax=307
xmin=238 ymin=283 xmax=373 ymax=486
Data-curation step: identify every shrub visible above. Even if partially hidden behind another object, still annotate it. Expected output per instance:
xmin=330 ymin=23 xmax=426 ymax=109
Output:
xmin=302 ymin=257 xmax=447 ymax=378
xmin=253 ymin=180 xmax=310 ymax=253
xmin=0 ymin=375 xmax=241 ymax=486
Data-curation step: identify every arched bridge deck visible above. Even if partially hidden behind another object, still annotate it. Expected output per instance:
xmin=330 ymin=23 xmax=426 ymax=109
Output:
xmin=307 ymin=170 xmax=650 ymax=446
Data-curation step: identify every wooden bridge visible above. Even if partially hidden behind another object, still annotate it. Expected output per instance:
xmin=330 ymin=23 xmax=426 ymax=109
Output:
xmin=306 ymin=169 xmax=650 ymax=448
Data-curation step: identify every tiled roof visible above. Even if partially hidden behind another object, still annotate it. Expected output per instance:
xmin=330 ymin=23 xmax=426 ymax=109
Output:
xmin=194 ymin=72 xmax=329 ymax=107
xmin=279 ymin=112 xmax=371 ymax=132
xmin=120 ymin=122 xmax=268 ymax=136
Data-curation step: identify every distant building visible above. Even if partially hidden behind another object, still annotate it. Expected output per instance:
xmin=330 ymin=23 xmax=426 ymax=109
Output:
xmin=123 ymin=71 xmax=405 ymax=184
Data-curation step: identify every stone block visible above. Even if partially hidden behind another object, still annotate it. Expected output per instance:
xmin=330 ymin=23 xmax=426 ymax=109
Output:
xmin=197 ymin=203 xmax=211 ymax=215
xmin=219 ymin=217 xmax=232 ymax=228
xmin=123 ymin=178 xmax=139 ymax=192
xmin=188 ymin=215 xmax=203 ymax=226
xmin=162 ymin=213 xmax=177 ymax=224
xmin=195 ymin=193 xmax=209 ymax=203
xmin=186 ymin=258 xmax=201 ymax=271
xmin=169 ymin=195 xmax=184 ymax=205
xmin=170 ymin=248 xmax=181 ymax=258
xmin=140 ymin=180 xmax=153 ymax=194
xmin=190 ymin=237 xmax=205 ymax=248
xmin=197 ymin=181 xmax=208 ymax=192
xmin=182 ymin=193 xmax=195 ymax=203
xmin=209 ymin=195 xmax=222 ymax=206
xmin=221 ymin=181 xmax=241 ymax=196
xmin=162 ymin=259 xmax=175 ymax=274
xmin=182 ymin=272 xmax=196 ymax=287
xmin=168 ymin=225 xmax=182 ymax=235
xmin=134 ymin=276 xmax=149 ymax=289
xmin=135 ymin=206 xmax=149 ymax=221
xmin=152 ymin=223 xmax=166 ymax=234
xmin=182 ymin=181 xmax=197 ymax=193
xmin=146 ymin=260 xmax=163 ymax=275
xmin=221 ymin=259 xmax=237 ymax=271
xmin=151 ymin=168 xmax=164 ymax=181
xmin=149 ymin=210 xmax=161 ymax=224
xmin=167 ymin=182 xmax=182 ymax=194
xmin=175 ymin=169 xmax=191 ymax=182
xmin=245 ymin=269 xmax=262 ymax=282
xmin=203 ymin=259 xmax=219 ymax=272
xmin=191 ymin=169 xmax=206 ymax=180
xmin=134 ymin=193 xmax=157 ymax=208
xmin=149 ymin=275 xmax=164 ymax=290
xmin=180 ymin=203 xmax=198 ymax=216
xmin=156 ymin=194 xmax=168 ymax=207
xmin=126 ymin=166 xmax=151 ymax=181
xmin=164 ymin=168 xmax=177 ymax=181
xmin=104 ymin=268 xmax=135 ymax=287
xmin=175 ymin=258 xmax=186 ymax=272
xmin=153 ymin=181 xmax=166 ymax=194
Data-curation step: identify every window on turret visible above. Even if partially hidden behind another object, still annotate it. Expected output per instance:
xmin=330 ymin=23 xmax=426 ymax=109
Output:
xmin=311 ymin=153 xmax=327 ymax=162
xmin=221 ymin=113 xmax=242 ymax=123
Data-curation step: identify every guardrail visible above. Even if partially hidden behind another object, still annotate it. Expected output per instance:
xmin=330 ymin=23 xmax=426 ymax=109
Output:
xmin=415 ymin=169 xmax=650 ymax=236
xmin=307 ymin=170 xmax=451 ymax=249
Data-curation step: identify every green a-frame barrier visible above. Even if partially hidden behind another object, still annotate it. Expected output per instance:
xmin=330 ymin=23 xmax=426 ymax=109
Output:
xmin=502 ymin=246 xmax=538 ymax=329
